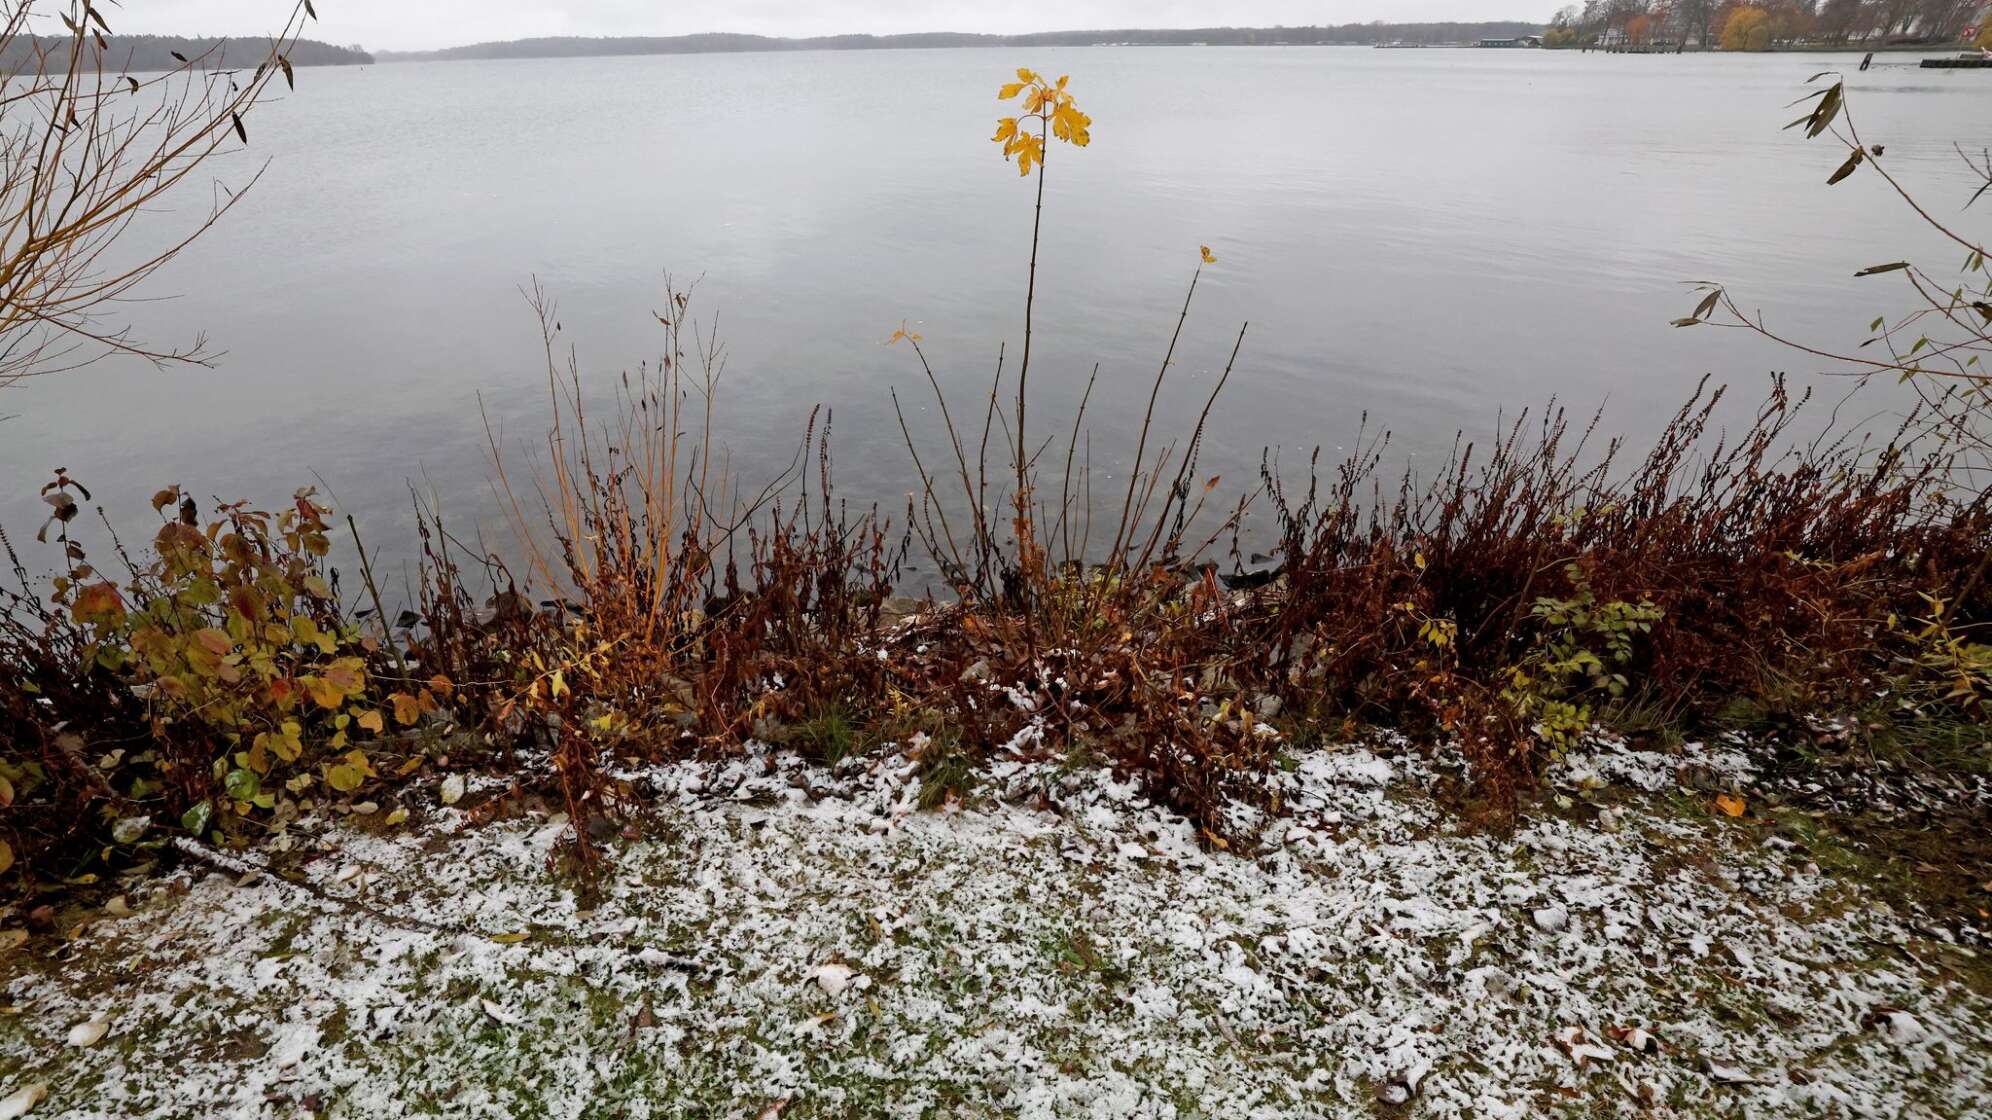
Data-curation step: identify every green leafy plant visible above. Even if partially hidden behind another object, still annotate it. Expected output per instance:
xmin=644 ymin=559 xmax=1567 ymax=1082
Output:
xmin=1889 ymin=592 xmax=1992 ymax=714
xmin=1501 ymin=565 xmax=1662 ymax=752
xmin=37 ymin=478 xmax=442 ymax=842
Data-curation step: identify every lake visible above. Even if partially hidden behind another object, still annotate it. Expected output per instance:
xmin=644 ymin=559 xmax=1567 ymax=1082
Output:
xmin=2 ymin=46 xmax=1984 ymax=589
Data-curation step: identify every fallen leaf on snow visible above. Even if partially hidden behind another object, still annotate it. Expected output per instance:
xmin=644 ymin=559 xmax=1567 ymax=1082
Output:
xmin=479 ymin=998 xmax=521 ymax=1025
xmin=1552 ymin=1025 xmax=1614 ymax=1067
xmin=65 ymin=1013 xmax=108 ymax=1048
xmin=0 ymin=1083 xmax=46 ymax=1119
xmin=1714 ymin=794 xmax=1746 ymax=818
xmin=1705 ymin=1058 xmax=1758 ymax=1084
xmin=1607 ymin=1025 xmax=1662 ymax=1054
xmin=440 ymin=774 xmax=465 ymax=806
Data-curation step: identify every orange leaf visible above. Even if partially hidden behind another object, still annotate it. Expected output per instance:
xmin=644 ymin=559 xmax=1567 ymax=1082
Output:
xmin=71 ymin=581 xmax=125 ymax=627
xmin=1714 ymin=794 xmax=1746 ymax=818
xmin=392 ymin=692 xmax=422 ymax=726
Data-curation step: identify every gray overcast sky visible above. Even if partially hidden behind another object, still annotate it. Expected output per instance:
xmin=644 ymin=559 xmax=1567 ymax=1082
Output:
xmin=117 ymin=2 xmax=1553 ymax=53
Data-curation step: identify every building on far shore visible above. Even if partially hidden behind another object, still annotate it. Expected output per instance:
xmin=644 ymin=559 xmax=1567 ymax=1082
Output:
xmin=1965 ymin=0 xmax=1990 ymax=41
xmin=1479 ymin=35 xmax=1543 ymax=47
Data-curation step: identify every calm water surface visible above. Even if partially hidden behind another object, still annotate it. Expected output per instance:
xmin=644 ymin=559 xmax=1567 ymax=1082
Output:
xmin=2 ymin=47 xmax=1985 ymax=584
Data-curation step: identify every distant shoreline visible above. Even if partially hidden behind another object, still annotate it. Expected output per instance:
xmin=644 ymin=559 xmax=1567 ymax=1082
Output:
xmin=370 ymin=29 xmax=1982 ymax=65
xmin=371 ymin=24 xmax=1543 ymax=63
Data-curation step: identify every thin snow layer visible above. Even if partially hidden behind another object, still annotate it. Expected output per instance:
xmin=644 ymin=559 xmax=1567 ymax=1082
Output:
xmin=4 ymin=747 xmax=1988 ymax=1119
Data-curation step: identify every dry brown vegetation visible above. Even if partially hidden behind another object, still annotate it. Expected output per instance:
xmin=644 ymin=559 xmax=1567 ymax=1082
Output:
xmin=2 ymin=323 xmax=1985 ymax=882
xmin=0 ymin=1 xmax=315 ymax=392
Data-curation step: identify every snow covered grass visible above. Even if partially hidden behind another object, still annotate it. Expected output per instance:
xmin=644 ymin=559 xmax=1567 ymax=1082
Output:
xmin=2 ymin=740 xmax=1988 ymax=1119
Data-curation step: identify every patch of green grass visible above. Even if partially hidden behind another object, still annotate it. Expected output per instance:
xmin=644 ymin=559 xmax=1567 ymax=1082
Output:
xmin=787 ymin=705 xmax=866 ymax=766
xmin=915 ymin=728 xmax=977 ymax=811
xmin=1860 ymin=709 xmax=1992 ymax=775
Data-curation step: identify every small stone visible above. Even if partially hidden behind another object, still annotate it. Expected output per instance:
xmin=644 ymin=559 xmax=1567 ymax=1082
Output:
xmin=1879 ymin=1010 xmax=1925 ymax=1044
xmin=808 ymin=962 xmax=859 ymax=997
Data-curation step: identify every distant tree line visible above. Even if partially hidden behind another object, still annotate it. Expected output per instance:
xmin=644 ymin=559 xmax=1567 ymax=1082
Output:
xmin=1545 ymin=0 xmax=1986 ymax=50
xmin=376 ymin=24 xmax=1546 ymax=63
xmin=0 ymin=34 xmax=370 ymax=74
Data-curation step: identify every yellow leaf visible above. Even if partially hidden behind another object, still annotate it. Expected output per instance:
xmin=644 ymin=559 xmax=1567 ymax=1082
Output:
xmin=1015 ymin=67 xmax=1035 ymax=82
xmin=1200 ymin=245 xmax=1216 ymax=265
xmin=325 ymin=762 xmax=364 ymax=793
xmin=1015 ymin=134 xmax=1042 ymax=177
xmin=489 ymin=930 xmax=531 ymax=944
xmin=1051 ymin=104 xmax=1090 ymax=147
xmin=997 ymin=82 xmax=1025 ymax=100
xmin=384 ymin=807 xmax=409 ymax=826
xmin=324 ymin=660 xmax=365 ymax=694
xmin=270 ymin=722 xmax=303 ymax=763
xmin=992 ymin=117 xmax=1018 ymax=143
xmin=356 ymin=709 xmax=384 ymax=734
xmin=306 ymin=676 xmax=344 ymax=711
xmin=550 ymin=670 xmax=569 ymax=699
xmin=1714 ymin=794 xmax=1746 ymax=818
